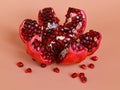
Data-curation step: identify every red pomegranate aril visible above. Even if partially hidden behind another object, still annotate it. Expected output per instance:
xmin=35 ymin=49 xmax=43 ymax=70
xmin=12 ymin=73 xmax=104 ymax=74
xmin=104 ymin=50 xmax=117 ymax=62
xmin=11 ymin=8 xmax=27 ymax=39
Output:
xmin=88 ymin=63 xmax=95 ymax=69
xmin=40 ymin=63 xmax=47 ymax=68
xmin=90 ymin=56 xmax=98 ymax=61
xmin=79 ymin=72 xmax=85 ymax=78
xmin=53 ymin=67 xmax=60 ymax=73
xmin=16 ymin=62 xmax=24 ymax=67
xmin=25 ymin=68 xmax=32 ymax=73
xmin=71 ymin=73 xmax=78 ymax=78
xmin=80 ymin=64 xmax=87 ymax=70
xmin=80 ymin=76 xmax=87 ymax=83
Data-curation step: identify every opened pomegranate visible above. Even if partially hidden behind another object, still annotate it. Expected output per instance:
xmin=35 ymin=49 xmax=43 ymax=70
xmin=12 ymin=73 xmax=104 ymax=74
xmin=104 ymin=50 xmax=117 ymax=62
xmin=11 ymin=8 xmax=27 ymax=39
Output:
xmin=19 ymin=7 xmax=102 ymax=65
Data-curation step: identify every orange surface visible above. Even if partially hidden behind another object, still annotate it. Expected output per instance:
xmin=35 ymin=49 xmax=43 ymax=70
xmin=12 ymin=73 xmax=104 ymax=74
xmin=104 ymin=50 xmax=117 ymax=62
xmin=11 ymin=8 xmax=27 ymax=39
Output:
xmin=0 ymin=0 xmax=120 ymax=90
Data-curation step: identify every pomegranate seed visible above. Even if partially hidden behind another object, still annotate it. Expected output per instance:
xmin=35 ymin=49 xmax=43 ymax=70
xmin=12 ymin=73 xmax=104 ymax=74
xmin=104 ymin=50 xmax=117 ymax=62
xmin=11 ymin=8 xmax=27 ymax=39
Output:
xmin=71 ymin=73 xmax=78 ymax=78
xmin=32 ymin=58 xmax=36 ymax=61
xmin=90 ymin=56 xmax=98 ymax=61
xmin=80 ymin=64 xmax=87 ymax=70
xmin=25 ymin=68 xmax=32 ymax=73
xmin=88 ymin=63 xmax=95 ymax=69
xmin=79 ymin=72 xmax=85 ymax=78
xmin=80 ymin=76 xmax=87 ymax=83
xmin=53 ymin=67 xmax=60 ymax=73
xmin=16 ymin=62 xmax=24 ymax=67
xmin=40 ymin=63 xmax=47 ymax=68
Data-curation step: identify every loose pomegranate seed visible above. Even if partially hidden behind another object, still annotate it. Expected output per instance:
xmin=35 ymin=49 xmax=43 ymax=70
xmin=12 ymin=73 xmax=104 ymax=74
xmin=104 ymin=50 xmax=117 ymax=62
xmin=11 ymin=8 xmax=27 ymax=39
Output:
xmin=71 ymin=73 xmax=78 ymax=78
xmin=16 ymin=62 xmax=24 ymax=67
xmin=53 ymin=67 xmax=60 ymax=73
xmin=40 ymin=63 xmax=47 ymax=68
xmin=80 ymin=76 xmax=87 ymax=83
xmin=80 ymin=64 xmax=87 ymax=70
xmin=90 ymin=56 xmax=98 ymax=61
xmin=32 ymin=58 xmax=36 ymax=61
xmin=79 ymin=72 xmax=85 ymax=78
xmin=25 ymin=68 xmax=32 ymax=73
xmin=88 ymin=63 xmax=95 ymax=69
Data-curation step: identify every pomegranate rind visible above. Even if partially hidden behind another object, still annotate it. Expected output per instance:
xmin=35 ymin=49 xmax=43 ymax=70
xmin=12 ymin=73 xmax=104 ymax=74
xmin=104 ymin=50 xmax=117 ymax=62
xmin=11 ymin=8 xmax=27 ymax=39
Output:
xmin=59 ymin=45 xmax=87 ymax=65
xmin=26 ymin=35 xmax=53 ymax=65
xmin=19 ymin=20 xmax=27 ymax=43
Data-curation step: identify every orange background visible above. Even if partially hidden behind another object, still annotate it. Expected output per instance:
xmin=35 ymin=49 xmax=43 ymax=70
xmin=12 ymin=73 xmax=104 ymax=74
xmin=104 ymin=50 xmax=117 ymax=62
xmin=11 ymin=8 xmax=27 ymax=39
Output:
xmin=0 ymin=0 xmax=120 ymax=90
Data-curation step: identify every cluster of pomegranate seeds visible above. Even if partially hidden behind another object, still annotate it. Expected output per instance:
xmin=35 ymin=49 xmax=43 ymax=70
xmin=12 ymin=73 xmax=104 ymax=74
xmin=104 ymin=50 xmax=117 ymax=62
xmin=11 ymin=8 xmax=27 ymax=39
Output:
xmin=16 ymin=62 xmax=24 ymax=67
xmin=53 ymin=67 xmax=60 ymax=73
xmin=79 ymin=73 xmax=87 ymax=83
xmin=71 ymin=73 xmax=78 ymax=78
xmin=90 ymin=56 xmax=98 ymax=61
xmin=16 ymin=61 xmax=32 ymax=73
xmin=25 ymin=68 xmax=32 ymax=73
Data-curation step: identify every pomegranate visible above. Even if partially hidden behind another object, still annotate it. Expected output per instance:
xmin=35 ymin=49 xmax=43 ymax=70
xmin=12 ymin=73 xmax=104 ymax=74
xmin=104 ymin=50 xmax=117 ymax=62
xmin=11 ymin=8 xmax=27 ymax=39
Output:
xmin=19 ymin=7 xmax=102 ymax=65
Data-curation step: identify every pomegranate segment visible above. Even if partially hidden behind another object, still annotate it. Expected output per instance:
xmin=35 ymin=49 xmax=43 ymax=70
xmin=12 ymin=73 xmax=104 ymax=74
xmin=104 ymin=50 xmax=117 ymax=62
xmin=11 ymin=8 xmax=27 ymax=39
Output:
xmin=38 ymin=7 xmax=59 ymax=27
xmin=63 ymin=7 xmax=87 ymax=38
xmin=19 ymin=19 xmax=42 ymax=43
xmin=26 ymin=35 xmax=54 ymax=65
xmin=79 ymin=30 xmax=102 ymax=56
xmin=58 ymin=41 xmax=88 ymax=64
